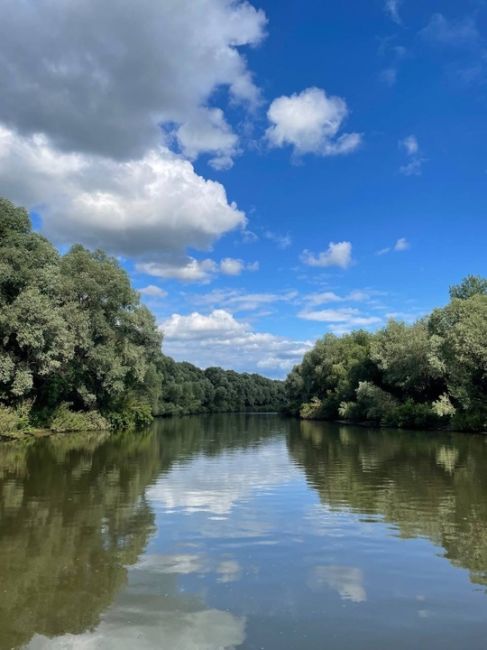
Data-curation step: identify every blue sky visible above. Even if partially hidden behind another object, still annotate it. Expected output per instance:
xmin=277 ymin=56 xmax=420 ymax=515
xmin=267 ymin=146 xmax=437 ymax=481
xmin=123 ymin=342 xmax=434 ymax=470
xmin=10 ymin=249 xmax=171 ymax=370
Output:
xmin=1 ymin=0 xmax=486 ymax=376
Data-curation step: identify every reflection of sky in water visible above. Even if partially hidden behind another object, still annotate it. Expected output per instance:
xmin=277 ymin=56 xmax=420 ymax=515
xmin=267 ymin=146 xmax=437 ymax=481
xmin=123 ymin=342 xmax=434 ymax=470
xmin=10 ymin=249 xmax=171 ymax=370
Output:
xmin=147 ymin=442 xmax=301 ymax=515
xmin=308 ymin=565 xmax=366 ymax=603
xmin=25 ymin=430 xmax=487 ymax=649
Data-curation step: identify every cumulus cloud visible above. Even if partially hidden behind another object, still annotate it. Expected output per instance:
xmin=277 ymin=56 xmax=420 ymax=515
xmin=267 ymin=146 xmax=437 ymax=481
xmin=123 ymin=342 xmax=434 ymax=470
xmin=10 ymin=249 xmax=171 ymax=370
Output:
xmin=301 ymin=242 xmax=353 ymax=269
xmin=266 ymin=88 xmax=361 ymax=157
xmin=0 ymin=0 xmax=273 ymax=282
xmin=0 ymin=127 xmax=246 ymax=270
xmin=159 ymin=310 xmax=312 ymax=376
xmin=0 ymin=0 xmax=266 ymax=163
xmin=138 ymin=285 xmax=168 ymax=299
xmin=137 ymin=257 xmax=258 ymax=283
xmin=176 ymin=108 xmax=240 ymax=170
xmin=220 ymin=258 xmax=259 ymax=276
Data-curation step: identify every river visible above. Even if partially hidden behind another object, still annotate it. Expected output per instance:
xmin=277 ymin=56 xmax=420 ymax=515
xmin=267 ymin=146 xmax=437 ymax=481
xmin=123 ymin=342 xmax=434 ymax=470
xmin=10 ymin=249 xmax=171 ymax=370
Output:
xmin=1 ymin=414 xmax=487 ymax=649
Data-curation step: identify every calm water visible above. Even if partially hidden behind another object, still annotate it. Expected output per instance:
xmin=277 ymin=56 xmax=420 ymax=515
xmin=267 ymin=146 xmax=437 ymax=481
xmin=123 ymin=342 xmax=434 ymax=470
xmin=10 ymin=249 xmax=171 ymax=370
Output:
xmin=1 ymin=415 xmax=487 ymax=649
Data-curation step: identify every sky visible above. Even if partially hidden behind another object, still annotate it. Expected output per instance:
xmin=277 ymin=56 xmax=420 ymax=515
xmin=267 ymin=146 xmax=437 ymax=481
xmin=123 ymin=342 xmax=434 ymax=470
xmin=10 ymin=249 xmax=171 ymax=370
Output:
xmin=0 ymin=0 xmax=486 ymax=378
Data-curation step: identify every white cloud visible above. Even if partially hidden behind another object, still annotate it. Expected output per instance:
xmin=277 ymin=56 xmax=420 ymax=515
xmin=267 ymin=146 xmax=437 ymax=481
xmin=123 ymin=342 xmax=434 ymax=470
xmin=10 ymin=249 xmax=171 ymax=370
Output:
xmin=0 ymin=127 xmax=246 ymax=272
xmin=400 ymin=135 xmax=418 ymax=156
xmin=298 ymin=308 xmax=382 ymax=328
xmin=220 ymin=257 xmax=259 ymax=276
xmin=138 ymin=259 xmax=218 ymax=283
xmin=159 ymin=309 xmax=312 ymax=376
xmin=176 ymin=108 xmax=239 ymax=170
xmin=138 ymin=285 xmax=168 ymax=298
xmin=394 ymin=237 xmax=410 ymax=251
xmin=385 ymin=0 xmax=402 ymax=25
xmin=399 ymin=135 xmax=425 ymax=176
xmin=138 ymin=257 xmax=258 ymax=283
xmin=162 ymin=310 xmax=244 ymax=339
xmin=304 ymin=290 xmax=373 ymax=306
xmin=191 ymin=289 xmax=298 ymax=312
xmin=301 ymin=242 xmax=353 ymax=269
xmin=266 ymin=87 xmax=361 ymax=157
xmin=377 ymin=237 xmax=410 ymax=255
xmin=0 ymin=0 xmax=271 ymax=283
xmin=399 ymin=158 xmax=424 ymax=176
xmin=264 ymin=231 xmax=292 ymax=249
xmin=219 ymin=258 xmax=243 ymax=276
xmin=0 ymin=0 xmax=266 ymax=165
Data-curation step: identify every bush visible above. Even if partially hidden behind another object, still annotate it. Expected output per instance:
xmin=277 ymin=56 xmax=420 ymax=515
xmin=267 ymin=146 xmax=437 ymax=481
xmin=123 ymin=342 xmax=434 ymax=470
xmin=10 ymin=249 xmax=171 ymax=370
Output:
xmin=107 ymin=399 xmax=153 ymax=431
xmin=49 ymin=403 xmax=110 ymax=432
xmin=0 ymin=403 xmax=31 ymax=438
xmin=451 ymin=407 xmax=487 ymax=433
xmin=353 ymin=381 xmax=398 ymax=424
xmin=300 ymin=397 xmax=326 ymax=420
xmin=386 ymin=400 xmax=441 ymax=429
xmin=338 ymin=400 xmax=362 ymax=421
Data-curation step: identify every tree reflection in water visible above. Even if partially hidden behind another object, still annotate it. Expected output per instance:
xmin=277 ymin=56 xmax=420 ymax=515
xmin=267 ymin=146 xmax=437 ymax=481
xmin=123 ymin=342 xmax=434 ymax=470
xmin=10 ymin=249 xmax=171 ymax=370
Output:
xmin=288 ymin=419 xmax=487 ymax=589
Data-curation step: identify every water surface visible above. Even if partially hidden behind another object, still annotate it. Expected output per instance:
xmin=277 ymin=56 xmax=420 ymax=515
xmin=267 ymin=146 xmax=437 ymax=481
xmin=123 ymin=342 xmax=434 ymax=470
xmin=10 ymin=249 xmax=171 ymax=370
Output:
xmin=1 ymin=414 xmax=487 ymax=649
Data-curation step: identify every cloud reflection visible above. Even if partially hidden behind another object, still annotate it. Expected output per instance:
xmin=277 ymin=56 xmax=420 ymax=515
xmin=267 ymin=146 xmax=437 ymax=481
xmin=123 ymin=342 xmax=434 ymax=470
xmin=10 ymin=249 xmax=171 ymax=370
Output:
xmin=148 ymin=444 xmax=299 ymax=516
xmin=309 ymin=565 xmax=367 ymax=603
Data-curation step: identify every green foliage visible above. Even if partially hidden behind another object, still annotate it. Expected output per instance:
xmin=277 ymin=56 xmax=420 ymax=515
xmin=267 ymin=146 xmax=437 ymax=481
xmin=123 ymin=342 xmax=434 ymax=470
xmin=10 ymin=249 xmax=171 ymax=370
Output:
xmin=0 ymin=196 xmax=285 ymax=434
xmin=286 ymin=277 xmax=487 ymax=432
xmin=300 ymin=397 xmax=326 ymax=420
xmin=0 ymin=404 xmax=31 ymax=438
xmin=156 ymin=358 xmax=285 ymax=416
xmin=49 ymin=403 xmax=110 ymax=432
xmin=107 ymin=398 xmax=153 ymax=431
xmin=449 ymin=275 xmax=487 ymax=300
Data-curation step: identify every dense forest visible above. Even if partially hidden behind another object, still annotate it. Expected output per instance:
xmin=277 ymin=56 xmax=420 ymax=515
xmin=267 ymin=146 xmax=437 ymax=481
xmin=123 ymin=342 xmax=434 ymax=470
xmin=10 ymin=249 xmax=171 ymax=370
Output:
xmin=0 ymin=197 xmax=284 ymax=437
xmin=285 ymin=276 xmax=487 ymax=432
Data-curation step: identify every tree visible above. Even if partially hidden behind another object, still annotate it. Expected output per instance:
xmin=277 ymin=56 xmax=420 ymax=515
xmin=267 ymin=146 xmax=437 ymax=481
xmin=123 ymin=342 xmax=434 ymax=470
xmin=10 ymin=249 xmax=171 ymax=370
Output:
xmin=449 ymin=275 xmax=487 ymax=300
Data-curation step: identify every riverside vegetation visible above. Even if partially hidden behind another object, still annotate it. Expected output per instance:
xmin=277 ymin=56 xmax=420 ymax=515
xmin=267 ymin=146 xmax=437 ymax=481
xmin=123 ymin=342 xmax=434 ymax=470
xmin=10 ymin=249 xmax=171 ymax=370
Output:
xmin=2 ymin=196 xmax=487 ymax=438
xmin=0 ymin=198 xmax=285 ymax=438
xmin=285 ymin=275 xmax=487 ymax=432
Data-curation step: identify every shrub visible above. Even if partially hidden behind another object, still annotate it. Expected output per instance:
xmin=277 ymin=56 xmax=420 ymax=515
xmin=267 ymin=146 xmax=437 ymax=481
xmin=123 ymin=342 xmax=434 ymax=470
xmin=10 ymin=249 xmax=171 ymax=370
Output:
xmin=338 ymin=400 xmax=362 ymax=421
xmin=107 ymin=398 xmax=153 ymax=431
xmin=0 ymin=403 xmax=31 ymax=438
xmin=300 ymin=397 xmax=326 ymax=420
xmin=450 ymin=407 xmax=487 ymax=433
xmin=353 ymin=381 xmax=398 ymax=424
xmin=49 ymin=403 xmax=110 ymax=432
xmin=387 ymin=400 xmax=441 ymax=429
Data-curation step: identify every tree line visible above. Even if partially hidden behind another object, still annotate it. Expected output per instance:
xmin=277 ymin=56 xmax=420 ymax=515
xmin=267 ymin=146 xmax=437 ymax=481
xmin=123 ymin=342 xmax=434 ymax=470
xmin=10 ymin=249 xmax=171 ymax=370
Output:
xmin=285 ymin=275 xmax=487 ymax=431
xmin=0 ymin=197 xmax=284 ymax=436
